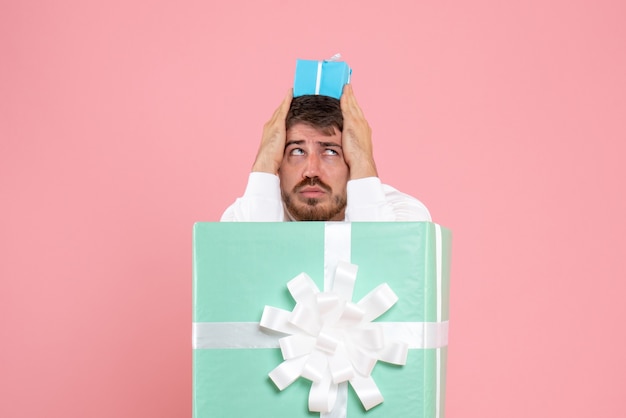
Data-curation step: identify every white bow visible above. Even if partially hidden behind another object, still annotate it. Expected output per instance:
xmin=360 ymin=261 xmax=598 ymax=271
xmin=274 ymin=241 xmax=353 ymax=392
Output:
xmin=260 ymin=261 xmax=408 ymax=413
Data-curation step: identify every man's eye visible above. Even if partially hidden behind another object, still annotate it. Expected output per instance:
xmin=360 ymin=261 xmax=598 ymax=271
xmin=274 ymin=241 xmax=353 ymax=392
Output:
xmin=290 ymin=148 xmax=305 ymax=156
xmin=324 ymin=149 xmax=339 ymax=156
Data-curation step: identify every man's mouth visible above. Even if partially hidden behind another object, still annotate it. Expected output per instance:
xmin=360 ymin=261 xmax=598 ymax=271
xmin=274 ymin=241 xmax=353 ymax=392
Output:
xmin=294 ymin=177 xmax=331 ymax=199
xmin=297 ymin=186 xmax=326 ymax=198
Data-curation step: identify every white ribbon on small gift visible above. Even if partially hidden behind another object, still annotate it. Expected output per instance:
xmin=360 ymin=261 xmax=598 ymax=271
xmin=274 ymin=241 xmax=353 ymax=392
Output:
xmin=315 ymin=53 xmax=349 ymax=95
xmin=260 ymin=261 xmax=408 ymax=413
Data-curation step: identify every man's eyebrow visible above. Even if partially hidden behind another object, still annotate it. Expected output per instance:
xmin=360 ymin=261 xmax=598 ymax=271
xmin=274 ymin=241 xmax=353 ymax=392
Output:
xmin=285 ymin=140 xmax=305 ymax=147
xmin=285 ymin=140 xmax=342 ymax=148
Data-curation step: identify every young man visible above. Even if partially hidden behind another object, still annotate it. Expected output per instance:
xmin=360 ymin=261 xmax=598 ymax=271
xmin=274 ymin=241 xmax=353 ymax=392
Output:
xmin=221 ymin=85 xmax=431 ymax=222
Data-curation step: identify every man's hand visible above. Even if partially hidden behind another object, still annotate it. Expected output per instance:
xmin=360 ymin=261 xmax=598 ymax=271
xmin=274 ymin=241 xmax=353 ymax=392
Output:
xmin=340 ymin=84 xmax=378 ymax=179
xmin=252 ymin=89 xmax=293 ymax=174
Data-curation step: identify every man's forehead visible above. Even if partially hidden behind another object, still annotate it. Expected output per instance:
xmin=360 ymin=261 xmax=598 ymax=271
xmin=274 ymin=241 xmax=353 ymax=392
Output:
xmin=286 ymin=123 xmax=341 ymax=143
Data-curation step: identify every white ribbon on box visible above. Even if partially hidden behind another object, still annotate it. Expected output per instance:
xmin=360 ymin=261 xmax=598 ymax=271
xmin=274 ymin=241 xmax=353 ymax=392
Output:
xmin=192 ymin=223 xmax=448 ymax=418
xmin=314 ymin=53 xmax=350 ymax=95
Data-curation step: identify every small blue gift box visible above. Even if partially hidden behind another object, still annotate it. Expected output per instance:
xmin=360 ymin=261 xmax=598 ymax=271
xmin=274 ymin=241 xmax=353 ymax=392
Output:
xmin=293 ymin=57 xmax=352 ymax=99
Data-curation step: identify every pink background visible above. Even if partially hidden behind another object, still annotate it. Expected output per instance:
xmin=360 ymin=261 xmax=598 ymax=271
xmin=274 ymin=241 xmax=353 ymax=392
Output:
xmin=2 ymin=1 xmax=625 ymax=417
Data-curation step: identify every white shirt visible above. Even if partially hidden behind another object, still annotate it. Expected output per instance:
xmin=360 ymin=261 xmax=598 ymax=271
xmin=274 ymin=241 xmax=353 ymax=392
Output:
xmin=220 ymin=172 xmax=431 ymax=222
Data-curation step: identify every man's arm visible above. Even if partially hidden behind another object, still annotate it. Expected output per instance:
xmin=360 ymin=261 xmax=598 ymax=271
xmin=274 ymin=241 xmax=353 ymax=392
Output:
xmin=220 ymin=90 xmax=292 ymax=222
xmin=220 ymin=172 xmax=285 ymax=221
xmin=344 ymin=177 xmax=432 ymax=222
xmin=252 ymin=89 xmax=293 ymax=174
xmin=340 ymin=85 xmax=432 ymax=222
xmin=340 ymin=84 xmax=378 ymax=180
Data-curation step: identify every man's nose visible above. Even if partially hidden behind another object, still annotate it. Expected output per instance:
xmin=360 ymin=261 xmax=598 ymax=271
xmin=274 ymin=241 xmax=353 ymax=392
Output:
xmin=303 ymin=154 xmax=321 ymax=178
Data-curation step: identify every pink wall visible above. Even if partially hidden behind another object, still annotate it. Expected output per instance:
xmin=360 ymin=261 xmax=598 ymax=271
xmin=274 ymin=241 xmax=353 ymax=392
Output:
xmin=2 ymin=1 xmax=625 ymax=417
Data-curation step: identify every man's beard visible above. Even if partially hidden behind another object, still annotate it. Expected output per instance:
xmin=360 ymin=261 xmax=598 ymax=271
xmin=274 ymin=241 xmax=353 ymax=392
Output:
xmin=281 ymin=177 xmax=347 ymax=221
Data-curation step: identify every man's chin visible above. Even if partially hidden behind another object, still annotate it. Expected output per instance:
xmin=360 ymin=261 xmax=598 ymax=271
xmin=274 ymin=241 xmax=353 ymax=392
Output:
xmin=288 ymin=203 xmax=344 ymax=222
xmin=283 ymin=192 xmax=346 ymax=221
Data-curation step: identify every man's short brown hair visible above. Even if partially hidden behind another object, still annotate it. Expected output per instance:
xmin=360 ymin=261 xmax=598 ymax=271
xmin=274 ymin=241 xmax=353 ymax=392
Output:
xmin=286 ymin=95 xmax=343 ymax=136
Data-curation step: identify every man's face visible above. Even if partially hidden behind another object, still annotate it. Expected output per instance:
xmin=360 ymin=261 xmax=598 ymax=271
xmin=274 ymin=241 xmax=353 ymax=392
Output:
xmin=278 ymin=123 xmax=349 ymax=221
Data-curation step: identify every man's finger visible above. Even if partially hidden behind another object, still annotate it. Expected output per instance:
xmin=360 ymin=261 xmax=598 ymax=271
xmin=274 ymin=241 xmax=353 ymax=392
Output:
xmin=278 ymin=88 xmax=293 ymax=114
xmin=341 ymin=84 xmax=365 ymax=118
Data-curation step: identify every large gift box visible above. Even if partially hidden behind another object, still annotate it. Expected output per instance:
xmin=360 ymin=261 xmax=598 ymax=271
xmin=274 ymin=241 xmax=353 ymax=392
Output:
xmin=193 ymin=222 xmax=451 ymax=417
xmin=293 ymin=57 xmax=352 ymax=99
